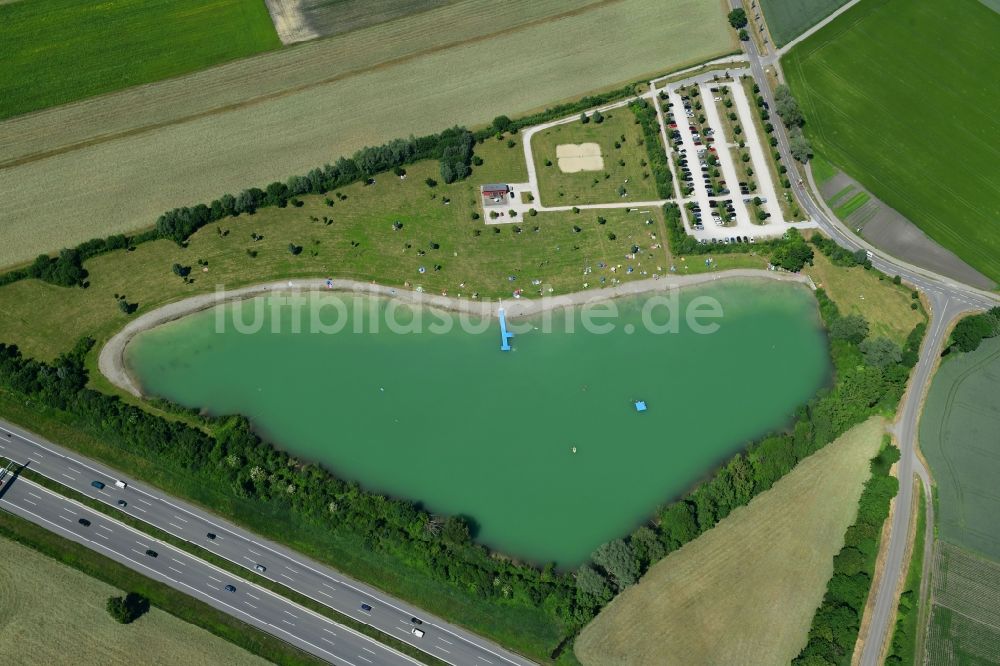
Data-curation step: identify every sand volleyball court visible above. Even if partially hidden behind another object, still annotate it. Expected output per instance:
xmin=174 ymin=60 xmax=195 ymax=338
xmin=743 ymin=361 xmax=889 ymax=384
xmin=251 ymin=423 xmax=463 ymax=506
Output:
xmin=556 ymin=143 xmax=603 ymax=172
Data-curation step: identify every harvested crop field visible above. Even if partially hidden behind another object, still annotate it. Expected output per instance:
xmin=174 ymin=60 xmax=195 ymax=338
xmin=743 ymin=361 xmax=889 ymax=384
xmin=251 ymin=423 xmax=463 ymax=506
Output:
xmin=0 ymin=535 xmax=269 ymax=666
xmin=267 ymin=0 xmax=455 ymax=43
xmin=926 ymin=541 xmax=1000 ymax=665
xmin=785 ymin=0 xmax=1000 ymax=284
xmin=0 ymin=0 xmax=280 ymax=120
xmin=574 ymin=417 xmax=886 ymax=665
xmin=920 ymin=335 xmax=1000 ymax=560
xmin=0 ymin=0 xmax=734 ymax=269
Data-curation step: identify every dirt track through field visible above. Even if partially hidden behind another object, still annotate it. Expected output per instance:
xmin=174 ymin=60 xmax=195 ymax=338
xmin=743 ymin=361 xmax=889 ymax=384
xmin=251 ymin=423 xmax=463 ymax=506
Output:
xmin=0 ymin=0 xmax=732 ymax=268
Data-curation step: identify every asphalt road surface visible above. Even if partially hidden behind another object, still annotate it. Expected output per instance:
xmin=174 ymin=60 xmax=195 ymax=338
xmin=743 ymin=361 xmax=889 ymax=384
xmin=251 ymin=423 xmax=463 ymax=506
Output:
xmin=727 ymin=8 xmax=999 ymax=662
xmin=0 ymin=419 xmax=535 ymax=666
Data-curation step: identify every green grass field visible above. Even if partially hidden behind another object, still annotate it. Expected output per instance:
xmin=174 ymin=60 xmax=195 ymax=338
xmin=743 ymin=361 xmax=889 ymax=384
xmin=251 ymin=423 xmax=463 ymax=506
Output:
xmin=531 ymin=109 xmax=660 ymax=205
xmin=785 ymin=0 xmax=1000 ymax=284
xmin=0 ymin=147 xmax=668 ymax=363
xmin=574 ymin=417 xmax=886 ymax=665
xmin=0 ymin=534 xmax=270 ymax=666
xmin=0 ymin=0 xmax=280 ymax=119
xmin=920 ymin=335 xmax=1000 ymax=560
xmin=926 ymin=542 xmax=1000 ymax=664
xmin=759 ymin=0 xmax=850 ymax=46
xmin=886 ymin=482 xmax=926 ymax=664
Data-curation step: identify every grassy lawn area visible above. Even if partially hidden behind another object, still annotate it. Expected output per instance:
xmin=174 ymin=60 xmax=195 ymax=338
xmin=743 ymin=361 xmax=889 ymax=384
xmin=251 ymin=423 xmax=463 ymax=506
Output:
xmin=574 ymin=417 xmax=886 ymax=665
xmin=810 ymin=153 xmax=837 ymax=186
xmin=759 ymin=0 xmax=850 ymax=46
xmin=0 ymin=157 xmax=669 ymax=362
xmin=0 ymin=0 xmax=280 ymax=119
xmin=531 ymin=109 xmax=659 ymax=205
xmin=834 ymin=191 xmax=870 ymax=218
xmin=804 ymin=251 xmax=924 ymax=344
xmin=0 ymin=525 xmax=278 ymax=666
xmin=785 ymin=0 xmax=1000 ymax=284
xmin=920 ymin=335 xmax=1000 ymax=560
xmin=0 ymin=0 xmax=734 ymax=269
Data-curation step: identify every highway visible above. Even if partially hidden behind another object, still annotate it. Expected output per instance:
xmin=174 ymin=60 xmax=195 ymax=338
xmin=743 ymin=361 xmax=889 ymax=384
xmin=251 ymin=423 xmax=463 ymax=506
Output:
xmin=0 ymin=419 xmax=535 ymax=666
xmin=0 ymin=470 xmax=413 ymax=666
xmin=728 ymin=5 xmax=999 ymax=662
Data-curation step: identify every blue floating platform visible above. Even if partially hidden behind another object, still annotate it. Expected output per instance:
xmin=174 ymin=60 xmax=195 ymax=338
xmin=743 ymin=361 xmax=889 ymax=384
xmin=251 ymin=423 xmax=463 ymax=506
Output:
xmin=634 ymin=400 xmax=647 ymax=412
xmin=498 ymin=307 xmax=514 ymax=351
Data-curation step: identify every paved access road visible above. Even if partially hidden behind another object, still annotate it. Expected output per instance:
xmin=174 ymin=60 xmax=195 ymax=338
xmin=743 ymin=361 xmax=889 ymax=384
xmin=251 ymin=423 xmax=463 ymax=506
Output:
xmin=0 ymin=419 xmax=535 ymax=666
xmin=727 ymin=6 xmax=999 ymax=662
xmin=0 ymin=471 xmax=412 ymax=666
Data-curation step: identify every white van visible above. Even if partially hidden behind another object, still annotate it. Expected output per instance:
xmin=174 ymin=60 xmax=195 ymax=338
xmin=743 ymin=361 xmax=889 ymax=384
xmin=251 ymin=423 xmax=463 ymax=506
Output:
xmin=114 ymin=480 xmax=127 ymax=489
xmin=411 ymin=628 xmax=425 ymax=638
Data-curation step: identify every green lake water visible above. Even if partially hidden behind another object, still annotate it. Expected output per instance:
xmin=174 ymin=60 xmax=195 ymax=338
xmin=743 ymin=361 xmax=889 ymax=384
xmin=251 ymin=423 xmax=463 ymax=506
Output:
xmin=125 ymin=281 xmax=830 ymax=565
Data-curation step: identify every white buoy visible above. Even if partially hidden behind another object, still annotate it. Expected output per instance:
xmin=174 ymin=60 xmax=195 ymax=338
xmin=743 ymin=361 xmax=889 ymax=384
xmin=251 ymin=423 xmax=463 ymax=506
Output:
xmin=571 ymin=446 xmax=577 ymax=454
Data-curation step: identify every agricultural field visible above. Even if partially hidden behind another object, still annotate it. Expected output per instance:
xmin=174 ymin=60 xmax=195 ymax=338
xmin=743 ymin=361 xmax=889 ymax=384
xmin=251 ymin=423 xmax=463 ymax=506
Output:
xmin=758 ymin=0 xmax=850 ymax=46
xmin=531 ymin=109 xmax=659 ymax=205
xmin=574 ymin=417 xmax=886 ymax=665
xmin=270 ymin=0 xmax=454 ymax=42
xmin=804 ymin=251 xmax=924 ymax=344
xmin=0 ymin=0 xmax=735 ymax=269
xmin=926 ymin=542 xmax=1000 ymax=665
xmin=920 ymin=335 xmax=1000 ymax=560
xmin=784 ymin=0 xmax=1000 ymax=284
xmin=0 ymin=0 xmax=280 ymax=120
xmin=0 ymin=535 xmax=268 ymax=666
xmin=0 ymin=148 xmax=670 ymax=362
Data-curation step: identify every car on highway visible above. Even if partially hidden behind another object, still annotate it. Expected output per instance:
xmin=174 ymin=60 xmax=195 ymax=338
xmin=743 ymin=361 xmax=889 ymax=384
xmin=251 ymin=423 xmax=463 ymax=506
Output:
xmin=78 ymin=518 xmax=91 ymax=526
xmin=90 ymin=481 xmax=105 ymax=490
xmin=360 ymin=603 xmax=373 ymax=613
xmin=117 ymin=499 xmax=127 ymax=508
xmin=145 ymin=549 xmax=158 ymax=558
xmin=225 ymin=584 xmax=236 ymax=593
xmin=206 ymin=532 xmax=216 ymax=540
xmin=410 ymin=617 xmax=423 ymax=625
xmin=254 ymin=564 xmax=266 ymax=573
xmin=412 ymin=628 xmax=425 ymax=638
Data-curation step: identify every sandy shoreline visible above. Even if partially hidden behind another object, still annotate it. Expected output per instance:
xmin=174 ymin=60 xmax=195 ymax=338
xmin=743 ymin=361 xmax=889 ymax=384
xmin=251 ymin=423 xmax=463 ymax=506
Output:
xmin=99 ymin=270 xmax=814 ymax=397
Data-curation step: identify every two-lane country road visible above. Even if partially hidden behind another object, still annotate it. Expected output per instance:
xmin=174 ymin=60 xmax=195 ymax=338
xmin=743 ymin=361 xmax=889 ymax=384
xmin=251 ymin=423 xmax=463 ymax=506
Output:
xmin=0 ymin=418 xmax=536 ymax=666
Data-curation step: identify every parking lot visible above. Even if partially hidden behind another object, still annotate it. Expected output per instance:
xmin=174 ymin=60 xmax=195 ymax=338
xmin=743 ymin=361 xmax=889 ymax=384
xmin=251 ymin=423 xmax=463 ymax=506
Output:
xmin=661 ymin=77 xmax=807 ymax=245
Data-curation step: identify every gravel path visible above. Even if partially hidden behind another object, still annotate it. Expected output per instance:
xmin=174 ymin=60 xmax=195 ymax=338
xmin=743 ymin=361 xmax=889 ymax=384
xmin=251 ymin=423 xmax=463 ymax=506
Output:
xmin=99 ymin=270 xmax=813 ymax=396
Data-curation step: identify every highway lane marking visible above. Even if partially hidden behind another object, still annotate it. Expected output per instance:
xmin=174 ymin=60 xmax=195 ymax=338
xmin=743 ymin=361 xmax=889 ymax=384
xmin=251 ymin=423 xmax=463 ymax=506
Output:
xmin=58 ymin=515 xmax=71 ymax=522
xmin=136 ymin=498 xmax=152 ymax=506
xmin=168 ymin=522 xmax=184 ymax=530
xmin=130 ymin=548 xmax=145 ymax=556
xmin=244 ymin=601 xmax=257 ymax=609
xmin=22 ymin=499 xmax=37 ymax=506
xmin=322 ymin=628 xmax=336 ymax=636
xmin=61 ymin=473 xmax=76 ymax=481
xmin=281 ymin=619 xmax=294 ymax=626
xmin=437 ymin=637 xmax=453 ymax=645
xmin=317 ymin=589 xmax=333 ymax=599
xmin=476 ymin=657 xmax=494 ymax=663
xmin=361 ymin=647 xmax=376 ymax=655
xmin=355 ymin=656 xmax=372 ymax=664
xmin=434 ymin=646 xmax=451 ymax=654
xmin=207 ymin=584 xmax=220 ymax=591
xmin=284 ymin=565 xmax=300 ymax=574
xmin=27 ymin=491 xmax=41 ymax=499
xmin=170 ymin=557 xmax=186 ymax=565
xmin=321 ymin=637 xmax=335 ymax=646
xmin=169 ymin=566 xmax=184 ymax=574
xmin=67 ymin=467 xmax=82 ymax=475
xmin=133 ymin=506 xmax=147 ymax=513
xmin=283 ymin=610 xmax=299 ymax=619
xmin=246 ymin=592 xmax=261 ymax=601
xmin=96 ymin=533 xmax=109 ymax=541
xmin=98 ymin=525 xmax=113 ymax=533
xmin=136 ymin=540 xmax=149 ymax=548
xmin=243 ymin=556 xmax=255 ymax=563
xmin=248 ymin=548 xmax=263 ymax=556
xmin=172 ymin=514 xmax=188 ymax=523
xmin=208 ymin=575 xmax=222 ymax=583
xmin=321 ymin=582 xmax=337 ymax=589
xmin=279 ymin=573 xmax=295 ymax=582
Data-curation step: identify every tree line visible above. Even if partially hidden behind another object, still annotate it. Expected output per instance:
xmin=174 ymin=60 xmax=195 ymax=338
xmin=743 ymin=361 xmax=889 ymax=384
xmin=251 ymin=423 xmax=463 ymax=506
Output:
xmin=628 ymin=99 xmax=673 ymax=199
xmin=794 ymin=439 xmax=900 ymax=664
xmin=947 ymin=307 xmax=1000 ymax=353
xmin=774 ymin=85 xmax=812 ymax=163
